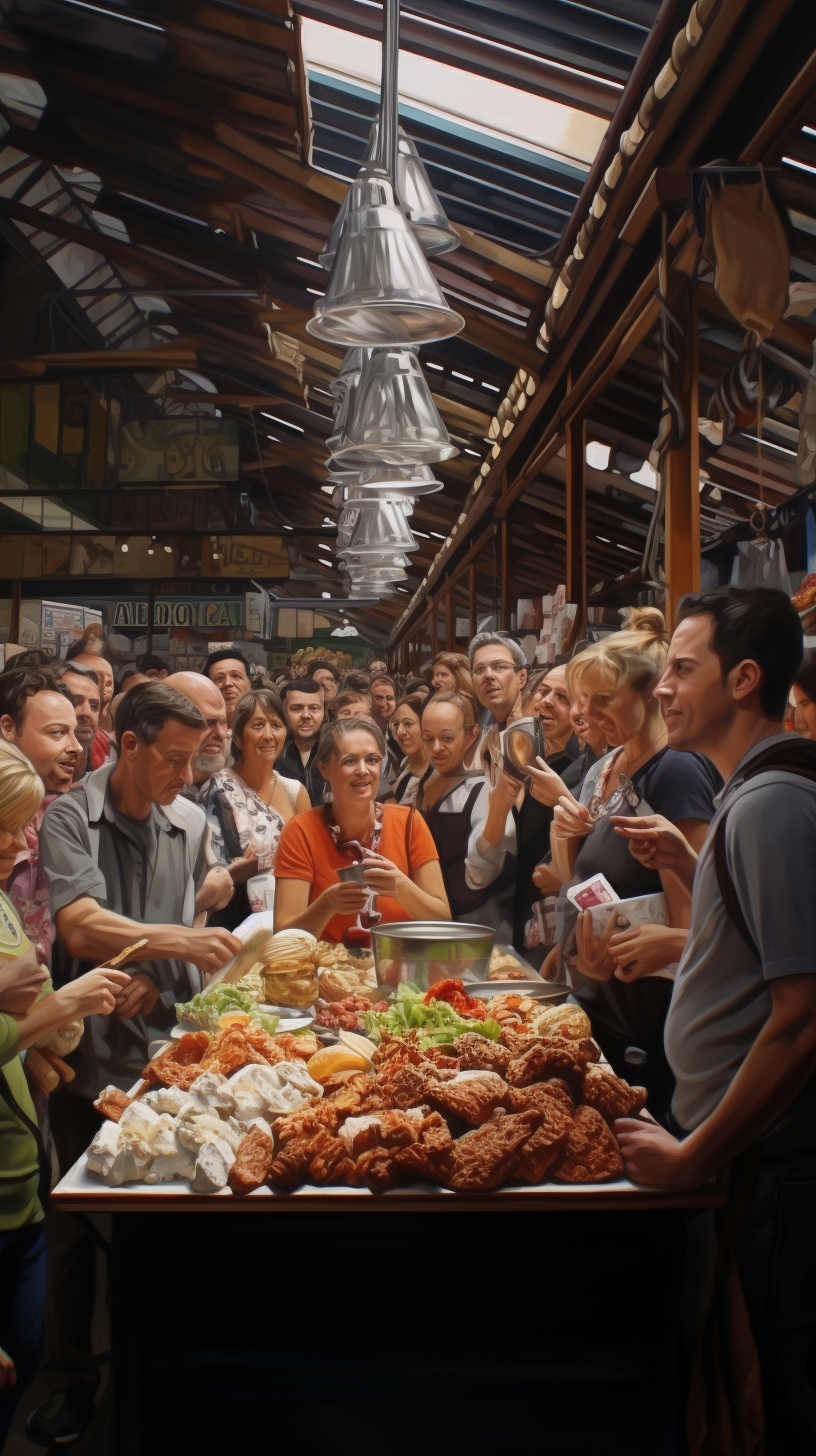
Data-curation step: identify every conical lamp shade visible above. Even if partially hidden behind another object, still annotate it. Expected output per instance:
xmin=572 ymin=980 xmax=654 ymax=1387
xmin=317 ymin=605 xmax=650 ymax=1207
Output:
xmin=356 ymin=463 xmax=443 ymax=495
xmin=307 ymin=171 xmax=464 ymax=347
xmin=337 ymin=499 xmax=417 ymax=557
xmin=320 ymin=124 xmax=458 ymax=267
xmin=327 ymin=347 xmax=457 ymax=465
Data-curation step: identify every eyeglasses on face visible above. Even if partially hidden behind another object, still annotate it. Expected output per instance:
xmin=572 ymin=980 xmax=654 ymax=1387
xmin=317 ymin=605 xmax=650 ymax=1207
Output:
xmin=472 ymin=660 xmax=519 ymax=678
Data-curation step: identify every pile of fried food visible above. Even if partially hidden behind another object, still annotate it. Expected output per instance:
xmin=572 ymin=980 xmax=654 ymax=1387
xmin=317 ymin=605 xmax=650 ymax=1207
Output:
xmin=89 ymin=1006 xmax=647 ymax=1196
xmin=90 ymin=1025 xmax=323 ymax=1192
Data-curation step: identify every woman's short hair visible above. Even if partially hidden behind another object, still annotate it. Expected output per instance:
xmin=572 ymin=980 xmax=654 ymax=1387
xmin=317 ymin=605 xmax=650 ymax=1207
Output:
xmin=420 ymin=688 xmax=477 ymax=732
xmin=114 ymin=682 xmax=205 ymax=745
xmin=0 ymin=739 xmax=44 ymax=829
xmin=391 ymin=693 xmax=426 ymax=722
xmin=566 ymin=607 xmax=669 ymax=703
xmin=315 ymin=714 xmax=385 ymax=767
xmin=333 ymin=689 xmax=371 ymax=715
xmin=231 ymin=689 xmax=286 ymax=762
xmin=432 ymin=651 xmax=476 ymax=699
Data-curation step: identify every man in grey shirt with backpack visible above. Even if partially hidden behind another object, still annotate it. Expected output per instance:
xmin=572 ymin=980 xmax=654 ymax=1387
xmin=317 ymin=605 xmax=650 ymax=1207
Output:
xmin=614 ymin=585 xmax=816 ymax=1453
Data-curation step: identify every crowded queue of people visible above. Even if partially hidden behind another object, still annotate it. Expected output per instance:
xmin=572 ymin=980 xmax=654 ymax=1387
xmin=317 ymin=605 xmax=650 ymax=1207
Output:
xmin=0 ymin=585 xmax=815 ymax=1450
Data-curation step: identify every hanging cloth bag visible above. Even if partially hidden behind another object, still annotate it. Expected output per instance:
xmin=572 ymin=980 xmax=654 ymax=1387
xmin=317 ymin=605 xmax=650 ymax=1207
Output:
xmin=703 ymin=167 xmax=790 ymax=339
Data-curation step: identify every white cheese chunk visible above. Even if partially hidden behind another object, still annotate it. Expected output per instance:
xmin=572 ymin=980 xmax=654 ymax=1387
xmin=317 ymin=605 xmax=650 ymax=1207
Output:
xmin=191 ymin=1141 xmax=230 ymax=1193
xmin=86 ymin=1120 xmax=122 ymax=1180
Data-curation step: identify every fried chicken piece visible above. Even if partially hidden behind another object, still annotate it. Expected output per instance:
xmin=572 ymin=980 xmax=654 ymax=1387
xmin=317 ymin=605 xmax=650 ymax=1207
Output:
xmin=229 ymin=1126 xmax=274 ymax=1195
xmin=93 ymin=1087 xmax=132 ymax=1123
xmin=322 ymin=1071 xmax=387 ymax=1118
xmin=307 ymin=1129 xmax=362 ymax=1186
xmin=355 ymin=1146 xmax=402 ymax=1193
xmin=274 ymin=1031 xmax=319 ymax=1063
xmin=346 ymin=1110 xmax=423 ymax=1157
xmin=514 ymin=1100 xmax=573 ymax=1183
xmin=580 ymin=1065 xmax=648 ymax=1124
xmin=273 ymin=1103 xmax=339 ymax=1144
xmin=269 ymin=1136 xmax=313 ymax=1190
xmin=241 ymin=1024 xmax=288 ymax=1065
xmin=426 ymin=1071 xmax=510 ymax=1127
xmin=506 ymin=1036 xmax=598 ymax=1087
xmin=553 ymin=1105 xmax=625 ymax=1183
xmin=199 ymin=1027 xmax=268 ymax=1077
xmin=382 ymin=1062 xmax=443 ymax=1111
xmin=450 ymin=1034 xmax=512 ymax=1076
xmin=506 ymin=1078 xmax=574 ymax=1116
xmin=140 ymin=1031 xmax=211 ymax=1086
xmin=393 ymin=1111 xmax=456 ymax=1185
xmin=446 ymin=1109 xmax=542 ymax=1192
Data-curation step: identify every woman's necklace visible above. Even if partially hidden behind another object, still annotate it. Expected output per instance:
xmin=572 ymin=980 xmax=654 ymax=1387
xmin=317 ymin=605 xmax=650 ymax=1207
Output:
xmin=586 ymin=730 xmax=667 ymax=821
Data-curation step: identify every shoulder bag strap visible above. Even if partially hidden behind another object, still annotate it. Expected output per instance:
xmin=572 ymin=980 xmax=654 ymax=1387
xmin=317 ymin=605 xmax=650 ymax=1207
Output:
xmin=712 ymin=748 xmax=816 ymax=959
xmin=0 ymin=1065 xmax=50 ymax=1208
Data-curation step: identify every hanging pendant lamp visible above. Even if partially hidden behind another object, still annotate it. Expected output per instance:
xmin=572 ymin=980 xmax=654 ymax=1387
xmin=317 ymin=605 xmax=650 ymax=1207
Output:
xmin=307 ymin=0 xmax=463 ymax=347
xmin=327 ymin=347 xmax=457 ymax=464
xmin=356 ymin=463 xmax=444 ymax=495
xmin=320 ymin=123 xmax=459 ymax=269
xmin=337 ymin=499 xmax=417 ymax=557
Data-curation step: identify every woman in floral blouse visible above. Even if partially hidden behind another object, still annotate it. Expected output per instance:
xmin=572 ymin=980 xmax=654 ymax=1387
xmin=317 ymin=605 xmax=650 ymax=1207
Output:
xmin=206 ymin=689 xmax=309 ymax=927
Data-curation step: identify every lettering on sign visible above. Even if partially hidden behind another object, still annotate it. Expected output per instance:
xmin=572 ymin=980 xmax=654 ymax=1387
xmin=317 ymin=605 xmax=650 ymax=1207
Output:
xmin=112 ymin=600 xmax=243 ymax=629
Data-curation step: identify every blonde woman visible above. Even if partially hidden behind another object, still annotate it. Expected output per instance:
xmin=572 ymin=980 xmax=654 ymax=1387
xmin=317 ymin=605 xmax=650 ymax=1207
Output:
xmin=274 ymin=716 xmax=449 ymax=942
xmin=548 ymin=609 xmax=720 ymax=1117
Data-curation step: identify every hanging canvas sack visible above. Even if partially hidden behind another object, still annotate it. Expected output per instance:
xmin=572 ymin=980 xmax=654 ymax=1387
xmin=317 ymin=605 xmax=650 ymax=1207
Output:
xmin=703 ymin=168 xmax=790 ymax=338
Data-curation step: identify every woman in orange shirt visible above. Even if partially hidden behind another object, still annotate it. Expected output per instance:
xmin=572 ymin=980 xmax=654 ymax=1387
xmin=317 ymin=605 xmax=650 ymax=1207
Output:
xmin=273 ymin=717 xmax=450 ymax=942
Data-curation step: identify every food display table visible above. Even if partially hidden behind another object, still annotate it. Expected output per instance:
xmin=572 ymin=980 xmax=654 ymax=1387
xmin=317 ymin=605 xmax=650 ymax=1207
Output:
xmin=53 ymin=1153 xmax=723 ymax=1213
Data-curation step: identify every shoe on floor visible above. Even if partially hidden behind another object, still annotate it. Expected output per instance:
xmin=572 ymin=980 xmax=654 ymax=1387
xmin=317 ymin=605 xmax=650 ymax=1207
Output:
xmin=26 ymin=1387 xmax=98 ymax=1446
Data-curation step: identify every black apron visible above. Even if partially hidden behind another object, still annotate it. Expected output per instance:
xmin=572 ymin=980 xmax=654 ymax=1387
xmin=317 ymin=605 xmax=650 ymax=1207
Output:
xmin=421 ymin=776 xmax=514 ymax=922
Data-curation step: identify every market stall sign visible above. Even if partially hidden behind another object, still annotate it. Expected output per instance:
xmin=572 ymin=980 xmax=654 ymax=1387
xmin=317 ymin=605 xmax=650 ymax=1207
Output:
xmin=0 ymin=534 xmax=289 ymax=580
xmin=112 ymin=599 xmax=243 ymax=629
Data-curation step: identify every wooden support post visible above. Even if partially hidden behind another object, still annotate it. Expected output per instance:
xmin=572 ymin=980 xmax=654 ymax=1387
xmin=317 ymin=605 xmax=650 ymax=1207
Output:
xmin=145 ymin=581 xmax=156 ymax=654
xmin=565 ymin=417 xmax=587 ymax=642
xmin=500 ymin=521 xmax=510 ymax=630
xmin=469 ymin=564 xmax=476 ymax=641
xmin=446 ymin=589 xmax=455 ymax=649
xmin=664 ymin=265 xmax=700 ymax=625
xmin=8 ymin=581 xmax=20 ymax=648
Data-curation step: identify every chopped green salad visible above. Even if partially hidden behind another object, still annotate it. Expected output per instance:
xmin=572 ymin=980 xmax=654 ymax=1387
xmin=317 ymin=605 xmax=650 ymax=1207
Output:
xmin=175 ymin=985 xmax=279 ymax=1036
xmin=362 ymin=984 xmax=500 ymax=1048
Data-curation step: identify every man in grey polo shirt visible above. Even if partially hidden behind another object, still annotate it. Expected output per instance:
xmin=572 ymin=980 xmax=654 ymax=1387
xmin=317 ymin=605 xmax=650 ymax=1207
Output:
xmin=613 ymin=586 xmax=816 ymax=1453
xmin=31 ymin=682 xmax=239 ymax=1446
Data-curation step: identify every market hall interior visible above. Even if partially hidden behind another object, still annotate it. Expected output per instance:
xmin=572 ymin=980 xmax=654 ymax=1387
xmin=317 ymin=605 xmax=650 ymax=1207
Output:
xmin=1 ymin=0 xmax=816 ymax=1450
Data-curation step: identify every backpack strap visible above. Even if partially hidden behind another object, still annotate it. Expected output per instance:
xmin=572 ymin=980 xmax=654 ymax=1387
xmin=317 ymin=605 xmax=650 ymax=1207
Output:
xmin=713 ymin=741 xmax=816 ymax=959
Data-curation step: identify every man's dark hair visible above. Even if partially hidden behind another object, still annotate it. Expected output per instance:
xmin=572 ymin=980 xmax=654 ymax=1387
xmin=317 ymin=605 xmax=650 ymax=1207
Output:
xmin=310 ymin=660 xmax=339 ymax=682
xmin=0 ymin=668 xmax=74 ymax=731
xmin=114 ymin=682 xmax=205 ymax=745
xmin=279 ymin=677 xmax=322 ymax=703
xmin=55 ymin=661 xmax=100 ymax=688
xmin=794 ymin=649 xmax=816 ymax=704
xmin=65 ymin=638 xmax=117 ymax=670
xmin=136 ymin=653 xmax=169 ymax=675
xmin=340 ymin=669 xmax=371 ymax=694
xmin=1 ymin=648 xmax=55 ymax=674
xmin=203 ymin=648 xmax=251 ymax=679
xmin=677 ymin=586 xmax=803 ymax=718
